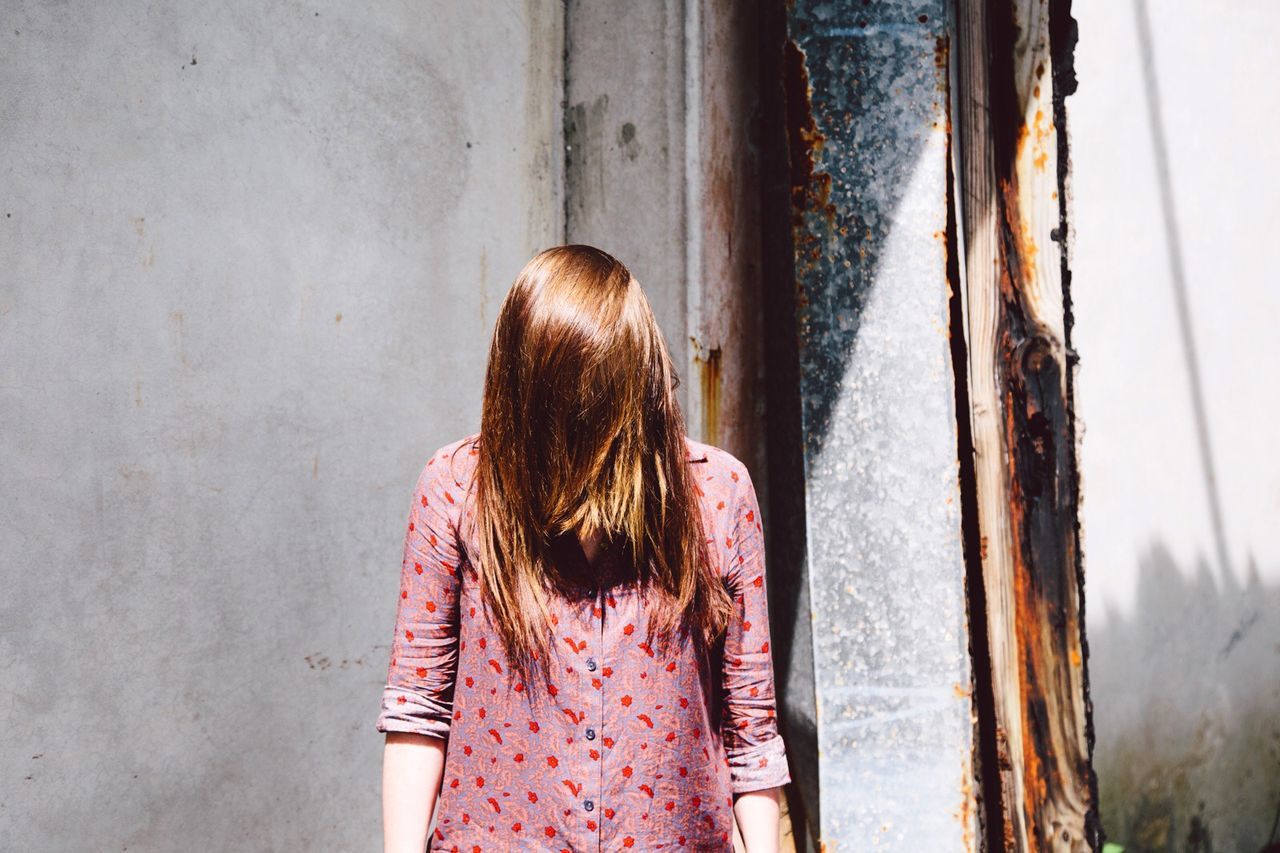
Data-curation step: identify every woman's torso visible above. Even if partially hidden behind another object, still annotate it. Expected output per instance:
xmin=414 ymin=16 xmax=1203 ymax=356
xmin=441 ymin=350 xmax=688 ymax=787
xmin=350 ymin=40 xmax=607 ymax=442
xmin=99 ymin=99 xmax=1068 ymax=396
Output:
xmin=429 ymin=433 xmax=740 ymax=853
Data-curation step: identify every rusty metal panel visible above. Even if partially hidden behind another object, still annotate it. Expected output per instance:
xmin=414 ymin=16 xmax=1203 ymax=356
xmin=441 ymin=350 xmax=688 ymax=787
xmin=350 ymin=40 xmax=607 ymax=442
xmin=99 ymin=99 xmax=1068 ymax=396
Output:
xmin=782 ymin=0 xmax=977 ymax=848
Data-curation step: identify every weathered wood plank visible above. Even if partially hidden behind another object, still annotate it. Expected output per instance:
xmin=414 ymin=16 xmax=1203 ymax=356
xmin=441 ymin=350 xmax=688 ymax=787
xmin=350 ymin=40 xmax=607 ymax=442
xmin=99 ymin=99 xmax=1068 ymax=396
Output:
xmin=954 ymin=0 xmax=1099 ymax=848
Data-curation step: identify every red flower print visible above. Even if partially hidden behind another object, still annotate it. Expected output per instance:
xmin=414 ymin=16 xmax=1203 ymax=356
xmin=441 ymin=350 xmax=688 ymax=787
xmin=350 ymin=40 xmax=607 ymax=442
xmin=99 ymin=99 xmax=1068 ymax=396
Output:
xmin=426 ymin=600 xmax=437 ymax=612
xmin=512 ymin=822 xmax=522 ymax=832
xmin=528 ymin=721 xmax=539 ymax=733
xmin=602 ymin=666 xmax=613 ymax=677
xmin=604 ymin=808 xmax=616 ymax=819
xmin=404 ymin=630 xmax=414 ymax=642
xmin=544 ymin=827 xmax=555 ymax=838
xmin=527 ymin=791 xmax=538 ymax=803
xmin=623 ymin=624 xmax=634 ymax=635
xmin=414 ymin=562 xmax=424 ymax=574
xmin=621 ymin=695 xmax=632 ymax=707
xmin=514 ymin=753 xmax=524 ymax=762
xmin=623 ymin=837 xmax=635 ymax=847
xmin=753 ymin=575 xmax=764 ymax=587
xmin=416 ymin=666 xmax=428 ymax=678
xmin=679 ymin=696 xmax=689 ymax=708
xmin=547 ymin=756 xmax=558 ymax=768
xmin=475 ymin=776 xmax=484 ymax=787
xmin=622 ymin=765 xmax=633 ymax=778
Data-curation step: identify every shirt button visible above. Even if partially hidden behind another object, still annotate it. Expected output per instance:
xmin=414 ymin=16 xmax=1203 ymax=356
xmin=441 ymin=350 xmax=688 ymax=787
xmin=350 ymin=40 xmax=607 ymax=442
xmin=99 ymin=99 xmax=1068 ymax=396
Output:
xmin=585 ymin=727 xmax=596 ymax=740
xmin=586 ymin=657 xmax=598 ymax=671
xmin=584 ymin=799 xmax=595 ymax=811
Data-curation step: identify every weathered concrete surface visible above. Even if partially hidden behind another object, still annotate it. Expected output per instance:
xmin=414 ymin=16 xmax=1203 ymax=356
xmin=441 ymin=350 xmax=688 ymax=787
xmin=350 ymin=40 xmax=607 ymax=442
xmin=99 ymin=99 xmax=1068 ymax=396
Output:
xmin=563 ymin=0 xmax=692 ymax=419
xmin=1071 ymin=1 xmax=1280 ymax=849
xmin=0 ymin=1 xmax=562 ymax=848
xmin=783 ymin=1 xmax=977 ymax=848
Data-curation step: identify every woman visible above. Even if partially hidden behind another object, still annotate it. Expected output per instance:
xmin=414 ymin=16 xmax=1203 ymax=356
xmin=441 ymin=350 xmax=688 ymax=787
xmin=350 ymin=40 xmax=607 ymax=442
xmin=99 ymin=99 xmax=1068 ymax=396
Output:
xmin=377 ymin=245 xmax=791 ymax=852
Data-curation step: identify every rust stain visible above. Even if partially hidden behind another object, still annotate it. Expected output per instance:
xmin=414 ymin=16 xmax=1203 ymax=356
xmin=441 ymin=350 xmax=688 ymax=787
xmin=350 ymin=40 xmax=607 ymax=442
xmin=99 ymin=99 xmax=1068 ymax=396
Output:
xmin=784 ymin=36 xmax=836 ymax=281
xmin=695 ymin=344 xmax=723 ymax=447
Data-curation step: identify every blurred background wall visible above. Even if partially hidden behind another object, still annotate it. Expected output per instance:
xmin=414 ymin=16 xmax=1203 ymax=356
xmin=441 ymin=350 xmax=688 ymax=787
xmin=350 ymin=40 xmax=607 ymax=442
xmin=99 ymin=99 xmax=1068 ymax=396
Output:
xmin=1071 ymin=1 xmax=1280 ymax=849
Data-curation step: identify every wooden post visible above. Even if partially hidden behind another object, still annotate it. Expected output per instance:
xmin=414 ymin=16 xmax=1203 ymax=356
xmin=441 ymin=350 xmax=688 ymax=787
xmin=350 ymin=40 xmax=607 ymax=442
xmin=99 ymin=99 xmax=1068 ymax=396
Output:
xmin=954 ymin=0 xmax=1100 ymax=848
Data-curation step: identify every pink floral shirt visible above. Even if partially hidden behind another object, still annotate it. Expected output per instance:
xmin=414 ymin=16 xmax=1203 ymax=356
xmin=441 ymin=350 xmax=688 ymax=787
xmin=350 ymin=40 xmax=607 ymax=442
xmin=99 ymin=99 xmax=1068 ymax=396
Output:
xmin=375 ymin=433 xmax=791 ymax=852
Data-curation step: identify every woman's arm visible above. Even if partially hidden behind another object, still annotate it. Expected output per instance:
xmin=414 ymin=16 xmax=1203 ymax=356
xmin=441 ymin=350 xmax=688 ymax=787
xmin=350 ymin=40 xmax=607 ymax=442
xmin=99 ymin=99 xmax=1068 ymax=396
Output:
xmin=733 ymin=786 xmax=783 ymax=853
xmin=382 ymin=732 xmax=447 ymax=853
xmin=720 ymin=462 xmax=792 ymax=852
xmin=375 ymin=447 xmax=466 ymax=851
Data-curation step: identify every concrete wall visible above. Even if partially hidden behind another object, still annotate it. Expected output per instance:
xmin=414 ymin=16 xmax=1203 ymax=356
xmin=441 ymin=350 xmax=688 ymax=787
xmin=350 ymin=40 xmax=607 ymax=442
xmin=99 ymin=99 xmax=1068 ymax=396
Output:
xmin=0 ymin=1 xmax=563 ymax=848
xmin=1070 ymin=1 xmax=1280 ymax=849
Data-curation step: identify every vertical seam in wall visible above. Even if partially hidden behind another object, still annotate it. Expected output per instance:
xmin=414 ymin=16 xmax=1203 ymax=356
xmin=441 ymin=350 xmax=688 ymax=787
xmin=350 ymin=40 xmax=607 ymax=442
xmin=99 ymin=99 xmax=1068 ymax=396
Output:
xmin=683 ymin=0 xmax=704 ymax=441
xmin=559 ymin=0 xmax=571 ymax=245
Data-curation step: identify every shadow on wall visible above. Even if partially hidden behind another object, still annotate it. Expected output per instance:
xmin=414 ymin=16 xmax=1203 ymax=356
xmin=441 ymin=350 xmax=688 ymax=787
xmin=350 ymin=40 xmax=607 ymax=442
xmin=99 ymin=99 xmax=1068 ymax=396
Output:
xmin=1089 ymin=540 xmax=1280 ymax=852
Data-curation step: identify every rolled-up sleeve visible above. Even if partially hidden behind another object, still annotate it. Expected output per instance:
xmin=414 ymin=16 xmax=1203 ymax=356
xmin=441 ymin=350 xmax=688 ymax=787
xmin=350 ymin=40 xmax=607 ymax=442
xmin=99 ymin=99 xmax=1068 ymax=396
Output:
xmin=720 ymin=464 xmax=792 ymax=793
xmin=375 ymin=451 xmax=463 ymax=740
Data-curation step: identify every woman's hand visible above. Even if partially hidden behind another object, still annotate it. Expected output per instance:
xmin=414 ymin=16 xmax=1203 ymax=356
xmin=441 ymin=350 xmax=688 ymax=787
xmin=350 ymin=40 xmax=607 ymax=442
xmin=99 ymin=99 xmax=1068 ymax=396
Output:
xmin=732 ymin=785 xmax=783 ymax=853
xmin=382 ymin=732 xmax=447 ymax=853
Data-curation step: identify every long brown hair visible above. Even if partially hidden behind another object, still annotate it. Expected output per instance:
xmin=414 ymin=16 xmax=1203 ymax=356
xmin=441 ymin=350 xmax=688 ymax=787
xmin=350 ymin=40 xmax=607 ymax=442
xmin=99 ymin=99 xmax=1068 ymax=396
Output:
xmin=465 ymin=244 xmax=734 ymax=690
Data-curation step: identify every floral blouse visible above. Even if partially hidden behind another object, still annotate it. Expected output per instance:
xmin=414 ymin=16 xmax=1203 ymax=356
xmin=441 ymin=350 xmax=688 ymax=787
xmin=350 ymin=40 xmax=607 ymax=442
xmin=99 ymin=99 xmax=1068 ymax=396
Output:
xmin=375 ymin=433 xmax=791 ymax=852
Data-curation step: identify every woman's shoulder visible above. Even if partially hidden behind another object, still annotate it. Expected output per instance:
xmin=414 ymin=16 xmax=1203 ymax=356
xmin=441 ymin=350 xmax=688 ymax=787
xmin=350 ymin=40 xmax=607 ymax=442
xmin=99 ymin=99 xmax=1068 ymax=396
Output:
xmin=415 ymin=431 xmax=481 ymax=493
xmin=681 ymin=434 xmax=752 ymax=484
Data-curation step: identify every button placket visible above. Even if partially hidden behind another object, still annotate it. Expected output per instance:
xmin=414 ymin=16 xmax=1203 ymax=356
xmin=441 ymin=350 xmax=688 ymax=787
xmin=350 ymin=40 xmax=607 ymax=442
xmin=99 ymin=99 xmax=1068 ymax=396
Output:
xmin=591 ymin=584 xmax=606 ymax=846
